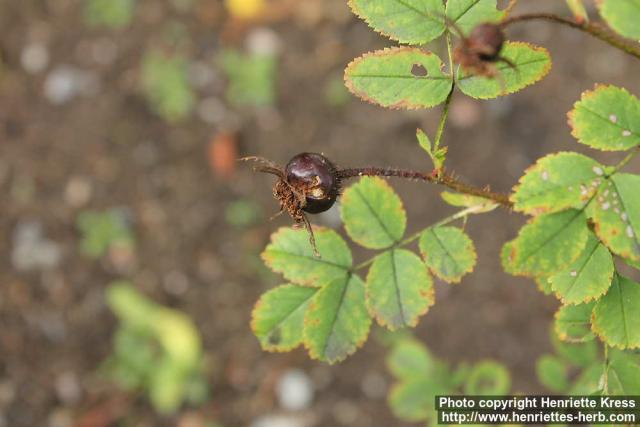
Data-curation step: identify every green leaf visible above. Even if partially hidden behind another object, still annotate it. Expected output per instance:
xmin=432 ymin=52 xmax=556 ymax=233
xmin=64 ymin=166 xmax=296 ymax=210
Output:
xmin=348 ymin=0 xmax=445 ymax=45
xmin=219 ymin=49 xmax=277 ymax=107
xmin=588 ymin=173 xmax=640 ymax=261
xmin=387 ymin=338 xmax=434 ymax=379
xmin=457 ymin=42 xmax=552 ymax=99
xmin=366 ymin=249 xmax=434 ymax=330
xmin=464 ymin=361 xmax=510 ymax=394
xmin=304 ymin=275 xmax=371 ymax=363
xmin=592 ymin=275 xmax=640 ymax=349
xmin=551 ymin=328 xmax=599 ymax=367
xmin=251 ymin=285 xmax=318 ymax=352
xmin=566 ymin=0 xmax=589 ymax=23
xmin=607 ymin=348 xmax=640 ymax=394
xmin=446 ymin=0 xmax=505 ymax=35
xmin=568 ymin=85 xmax=640 ymax=151
xmin=417 ymin=128 xmax=447 ymax=170
xmin=440 ymin=191 xmax=495 ymax=210
xmin=85 ymin=0 xmax=135 ymax=29
xmin=555 ymin=302 xmax=596 ymax=343
xmin=550 ymin=234 xmax=614 ymax=305
xmin=535 ymin=276 xmax=554 ymax=295
xmin=597 ymin=0 xmax=640 ymax=40
xmin=341 ymin=177 xmax=406 ymax=249
xmin=262 ymin=227 xmax=352 ymax=287
xmin=419 ymin=226 xmax=477 ymax=283
xmin=501 ymin=210 xmax=590 ymax=277
xmin=389 ymin=378 xmax=443 ymax=422
xmin=511 ymin=152 xmax=604 ymax=215
xmin=345 ymin=47 xmax=453 ymax=110
xmin=536 ymin=354 xmax=569 ymax=392
xmin=570 ymin=364 xmax=604 ymax=394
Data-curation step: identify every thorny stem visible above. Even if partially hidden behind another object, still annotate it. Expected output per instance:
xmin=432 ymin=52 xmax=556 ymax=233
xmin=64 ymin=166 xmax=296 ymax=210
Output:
xmin=336 ymin=167 xmax=513 ymax=208
xmin=500 ymin=13 xmax=640 ymax=61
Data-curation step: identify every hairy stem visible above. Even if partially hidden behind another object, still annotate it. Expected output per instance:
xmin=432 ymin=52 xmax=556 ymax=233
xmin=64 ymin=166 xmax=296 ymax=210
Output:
xmin=501 ymin=13 xmax=640 ymax=60
xmin=336 ymin=167 xmax=513 ymax=208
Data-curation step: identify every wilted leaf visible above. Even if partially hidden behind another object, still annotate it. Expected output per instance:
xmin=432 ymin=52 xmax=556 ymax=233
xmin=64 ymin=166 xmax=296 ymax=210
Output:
xmin=304 ymin=275 xmax=371 ymax=363
xmin=419 ymin=226 xmax=476 ymax=283
xmin=345 ymin=47 xmax=453 ymax=110
xmin=592 ymin=275 xmax=640 ymax=349
xmin=262 ymin=227 xmax=352 ymax=287
xmin=446 ymin=0 xmax=505 ymax=35
xmin=464 ymin=361 xmax=510 ymax=394
xmin=568 ymin=85 xmax=640 ymax=151
xmin=550 ymin=234 xmax=614 ymax=304
xmin=511 ymin=152 xmax=604 ymax=215
xmin=596 ymin=0 xmax=640 ymax=40
xmin=341 ymin=177 xmax=406 ymax=249
xmin=555 ymin=302 xmax=596 ymax=343
xmin=536 ymin=354 xmax=569 ymax=392
xmin=366 ymin=249 xmax=434 ymax=330
xmin=252 ymin=285 xmax=318 ymax=352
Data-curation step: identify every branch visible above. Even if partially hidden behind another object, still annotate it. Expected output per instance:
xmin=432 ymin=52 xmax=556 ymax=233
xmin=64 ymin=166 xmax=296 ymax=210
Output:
xmin=500 ymin=13 xmax=640 ymax=60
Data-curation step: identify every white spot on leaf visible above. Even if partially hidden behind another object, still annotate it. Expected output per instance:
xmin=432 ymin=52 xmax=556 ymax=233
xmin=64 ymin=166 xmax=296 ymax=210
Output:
xmin=592 ymin=166 xmax=604 ymax=176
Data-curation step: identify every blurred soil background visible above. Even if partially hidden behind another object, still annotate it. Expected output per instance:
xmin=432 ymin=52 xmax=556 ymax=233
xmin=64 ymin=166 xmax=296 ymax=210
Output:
xmin=1 ymin=0 xmax=640 ymax=426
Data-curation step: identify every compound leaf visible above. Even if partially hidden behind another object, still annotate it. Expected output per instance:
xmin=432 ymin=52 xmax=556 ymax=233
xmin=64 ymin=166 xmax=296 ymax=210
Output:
xmin=366 ymin=249 xmax=434 ymax=330
xmin=348 ymin=0 xmax=445 ymax=45
xmin=446 ymin=0 xmax=505 ymax=35
xmin=555 ymin=302 xmax=596 ymax=343
xmin=568 ymin=85 xmax=640 ymax=151
xmin=501 ymin=210 xmax=590 ymax=277
xmin=511 ymin=152 xmax=604 ymax=215
xmin=345 ymin=47 xmax=453 ymax=110
xmin=550 ymin=234 xmax=614 ymax=305
xmin=262 ymin=227 xmax=351 ymax=287
xmin=464 ymin=361 xmax=511 ymax=394
xmin=588 ymin=173 xmax=640 ymax=261
xmin=607 ymin=348 xmax=640 ymax=394
xmin=536 ymin=354 xmax=569 ymax=392
xmin=304 ymin=274 xmax=371 ymax=363
xmin=597 ymin=0 xmax=640 ymax=40
xmin=457 ymin=42 xmax=551 ymax=99
xmin=251 ymin=285 xmax=318 ymax=352
xmin=341 ymin=177 xmax=406 ymax=249
xmin=592 ymin=275 xmax=640 ymax=349
xmin=419 ymin=226 xmax=477 ymax=283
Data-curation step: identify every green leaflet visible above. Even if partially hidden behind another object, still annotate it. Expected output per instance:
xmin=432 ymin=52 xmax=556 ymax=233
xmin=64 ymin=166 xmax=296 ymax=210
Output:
xmin=607 ymin=348 xmax=640 ymax=394
xmin=304 ymin=274 xmax=371 ymax=363
xmin=549 ymin=234 xmax=614 ymax=305
xmin=551 ymin=328 xmax=599 ymax=368
xmin=464 ymin=361 xmax=511 ymax=394
xmin=501 ymin=209 xmax=590 ymax=277
xmin=389 ymin=378 xmax=444 ymax=422
xmin=366 ymin=249 xmax=434 ymax=330
xmin=569 ymin=85 xmax=640 ymax=151
xmin=341 ymin=176 xmax=407 ymax=249
xmin=446 ymin=0 xmax=505 ymax=35
xmin=597 ymin=0 xmax=640 ymax=40
xmin=251 ymin=285 xmax=318 ymax=352
xmin=261 ymin=227 xmax=352 ymax=287
xmin=456 ymin=42 xmax=552 ymax=99
xmin=554 ymin=302 xmax=596 ymax=343
xmin=419 ymin=226 xmax=477 ymax=283
xmin=348 ymin=0 xmax=446 ymax=45
xmin=511 ymin=152 xmax=604 ymax=215
xmin=387 ymin=338 xmax=434 ymax=379
xmin=536 ymin=354 xmax=569 ymax=392
xmin=344 ymin=47 xmax=453 ymax=110
xmin=588 ymin=173 xmax=640 ymax=261
xmin=592 ymin=275 xmax=640 ymax=349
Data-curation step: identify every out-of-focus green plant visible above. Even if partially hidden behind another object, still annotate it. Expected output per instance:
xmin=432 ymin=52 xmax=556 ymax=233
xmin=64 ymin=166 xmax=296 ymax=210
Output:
xmin=84 ymin=0 xmax=135 ymax=29
xmin=141 ymin=51 xmax=195 ymax=122
xmin=224 ymin=199 xmax=262 ymax=228
xmin=77 ymin=209 xmax=134 ymax=258
xmin=103 ymin=282 xmax=209 ymax=414
xmin=219 ymin=49 xmax=277 ymax=107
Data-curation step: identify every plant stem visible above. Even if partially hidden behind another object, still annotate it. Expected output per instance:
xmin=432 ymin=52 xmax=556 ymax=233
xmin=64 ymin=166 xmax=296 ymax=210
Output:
xmin=337 ymin=167 xmax=513 ymax=208
xmin=500 ymin=13 xmax=640 ymax=60
xmin=611 ymin=146 xmax=640 ymax=174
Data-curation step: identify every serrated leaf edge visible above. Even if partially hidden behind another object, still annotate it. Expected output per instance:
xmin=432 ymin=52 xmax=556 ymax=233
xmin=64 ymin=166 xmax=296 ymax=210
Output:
xmin=420 ymin=226 xmax=477 ymax=284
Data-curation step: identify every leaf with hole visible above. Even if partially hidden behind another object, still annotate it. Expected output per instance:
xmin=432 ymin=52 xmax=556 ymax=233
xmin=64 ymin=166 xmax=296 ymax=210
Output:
xmin=341 ymin=176 xmax=406 ymax=249
xmin=597 ymin=0 xmax=640 ymax=40
xmin=262 ymin=227 xmax=351 ymax=287
xmin=366 ymin=249 xmax=434 ymax=330
xmin=569 ymin=85 xmax=640 ymax=151
xmin=345 ymin=47 xmax=453 ymax=110
xmin=251 ymin=285 xmax=318 ymax=352
xmin=501 ymin=209 xmax=590 ymax=277
xmin=419 ymin=226 xmax=476 ymax=283
xmin=304 ymin=275 xmax=371 ymax=363
xmin=592 ymin=275 xmax=640 ymax=349
xmin=511 ymin=152 xmax=604 ymax=215
xmin=549 ymin=234 xmax=614 ymax=305
xmin=554 ymin=302 xmax=596 ymax=343
xmin=456 ymin=42 xmax=552 ymax=99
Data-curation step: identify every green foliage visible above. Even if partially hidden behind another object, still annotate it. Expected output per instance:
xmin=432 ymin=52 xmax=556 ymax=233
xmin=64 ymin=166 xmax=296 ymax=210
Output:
xmin=606 ymin=348 xmax=640 ymax=394
xmin=569 ymin=85 xmax=640 ymax=151
xmin=597 ymin=0 xmax=640 ymax=40
xmin=419 ymin=226 xmax=476 ymax=283
xmin=592 ymin=275 xmax=640 ymax=349
xmin=104 ymin=282 xmax=207 ymax=414
xmin=464 ymin=360 xmax=511 ymax=394
xmin=141 ymin=51 xmax=195 ymax=122
xmin=536 ymin=354 xmax=569 ymax=392
xmin=219 ymin=49 xmax=277 ymax=107
xmin=84 ymin=0 xmax=135 ymax=29
xmin=445 ymin=0 xmax=505 ymax=34
xmin=77 ymin=209 xmax=134 ymax=258
xmin=417 ymin=128 xmax=447 ymax=171
xmin=554 ymin=302 xmax=596 ymax=343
